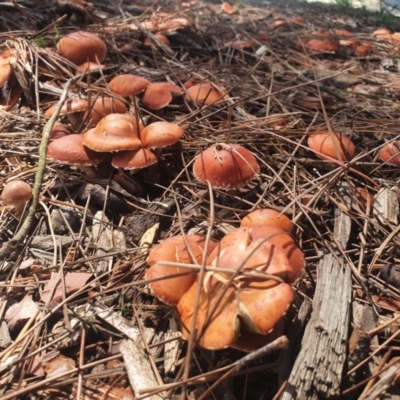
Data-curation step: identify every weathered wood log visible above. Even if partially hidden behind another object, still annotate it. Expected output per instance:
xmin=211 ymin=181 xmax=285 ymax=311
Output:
xmin=281 ymin=185 xmax=352 ymax=399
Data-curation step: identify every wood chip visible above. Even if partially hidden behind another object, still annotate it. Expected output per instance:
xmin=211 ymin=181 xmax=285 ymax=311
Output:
xmin=119 ymin=339 xmax=161 ymax=400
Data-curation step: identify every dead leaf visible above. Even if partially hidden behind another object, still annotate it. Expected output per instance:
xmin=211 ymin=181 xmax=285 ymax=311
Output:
xmin=221 ymin=2 xmax=237 ymax=14
xmin=315 ymin=67 xmax=359 ymax=88
xmin=5 ymin=295 xmax=38 ymax=330
xmin=42 ymin=354 xmax=76 ymax=378
xmin=40 ymin=272 xmax=93 ymax=303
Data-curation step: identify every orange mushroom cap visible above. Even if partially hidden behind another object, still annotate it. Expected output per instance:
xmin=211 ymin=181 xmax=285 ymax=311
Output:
xmin=82 ymin=114 xmax=142 ymax=152
xmin=241 ymin=208 xmax=293 ymax=233
xmin=308 ymin=132 xmax=355 ymax=161
xmin=304 ymin=38 xmax=340 ymax=53
xmin=237 ymin=281 xmax=293 ymax=334
xmin=178 ymin=280 xmax=240 ymax=349
xmin=1 ymin=180 xmax=32 ymax=206
xmin=108 ymin=74 xmax=150 ymax=97
xmin=140 ymin=121 xmax=184 ymax=149
xmin=75 ymin=61 xmax=105 ymax=75
xmin=57 ymin=31 xmax=107 ymax=66
xmin=111 ymin=148 xmax=158 ymax=170
xmin=143 ymin=34 xmax=170 ymax=46
xmin=142 ymin=82 xmax=183 ymax=110
xmin=45 ymin=98 xmax=88 ymax=117
xmin=210 ymin=238 xmax=294 ymax=283
xmin=50 ymin=121 xmax=71 ymax=141
xmin=208 ymin=226 xmax=305 ymax=283
xmin=193 ymin=143 xmax=260 ymax=190
xmin=250 ymin=225 xmax=305 ymax=283
xmin=379 ymin=141 xmax=400 ymax=166
xmin=84 ymin=96 xmax=127 ymax=126
xmin=47 ymin=134 xmax=105 ymax=166
xmin=146 ymin=234 xmax=217 ymax=305
xmin=186 ymin=81 xmax=228 ymax=106
xmin=0 ymin=56 xmax=15 ymax=88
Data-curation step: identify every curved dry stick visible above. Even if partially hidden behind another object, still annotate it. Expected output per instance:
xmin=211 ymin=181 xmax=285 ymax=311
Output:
xmin=0 ymin=78 xmax=74 ymax=260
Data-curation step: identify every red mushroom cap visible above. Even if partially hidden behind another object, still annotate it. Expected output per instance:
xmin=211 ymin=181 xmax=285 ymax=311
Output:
xmin=57 ymin=31 xmax=107 ymax=66
xmin=108 ymin=74 xmax=150 ymax=97
xmin=193 ymin=143 xmax=260 ymax=190
xmin=0 ymin=180 xmax=32 ymax=206
xmin=308 ymin=132 xmax=355 ymax=161
xmin=141 ymin=82 xmax=183 ymax=110
xmin=241 ymin=208 xmax=293 ymax=233
xmin=82 ymin=113 xmax=143 ymax=152
xmin=146 ymin=234 xmax=217 ymax=305
xmin=47 ymin=134 xmax=105 ymax=166
xmin=111 ymin=148 xmax=158 ymax=170
xmin=379 ymin=141 xmax=400 ymax=166
xmin=140 ymin=121 xmax=184 ymax=149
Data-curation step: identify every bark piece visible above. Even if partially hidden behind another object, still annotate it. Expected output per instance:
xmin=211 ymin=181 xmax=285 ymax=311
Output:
xmin=119 ymin=339 xmax=161 ymax=400
xmin=92 ymin=211 xmax=126 ymax=273
xmin=374 ymin=186 xmax=399 ymax=226
xmin=0 ymin=321 xmax=12 ymax=348
xmin=281 ymin=186 xmax=352 ymax=400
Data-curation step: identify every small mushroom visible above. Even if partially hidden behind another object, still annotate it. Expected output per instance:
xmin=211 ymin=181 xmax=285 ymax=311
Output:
xmin=50 ymin=121 xmax=71 ymax=141
xmin=0 ymin=180 xmax=32 ymax=215
xmin=108 ymin=74 xmax=150 ymax=98
xmin=141 ymin=82 xmax=183 ymax=110
xmin=143 ymin=34 xmax=170 ymax=46
xmin=240 ymin=208 xmax=293 ymax=233
xmin=185 ymin=81 xmax=228 ymax=106
xmin=379 ymin=141 xmax=400 ymax=166
xmin=45 ymin=99 xmax=88 ymax=126
xmin=192 ymin=143 xmax=260 ymax=190
xmin=308 ymin=132 xmax=355 ymax=161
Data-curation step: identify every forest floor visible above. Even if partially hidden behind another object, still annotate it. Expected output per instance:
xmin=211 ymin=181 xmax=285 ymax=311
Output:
xmin=1 ymin=0 xmax=400 ymax=399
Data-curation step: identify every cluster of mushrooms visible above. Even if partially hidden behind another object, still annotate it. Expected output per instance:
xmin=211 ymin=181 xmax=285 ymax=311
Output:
xmin=40 ymin=30 xmax=229 ymax=173
xmin=145 ymin=208 xmax=304 ymax=351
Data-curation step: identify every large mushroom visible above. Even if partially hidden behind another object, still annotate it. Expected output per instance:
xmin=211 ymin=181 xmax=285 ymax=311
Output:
xmin=177 ymin=231 xmax=295 ymax=349
xmin=145 ymin=234 xmax=217 ymax=305
xmin=82 ymin=113 xmax=143 ymax=153
xmin=111 ymin=121 xmax=184 ymax=170
xmin=57 ymin=31 xmax=107 ymax=66
xmin=47 ymin=134 xmax=106 ymax=177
